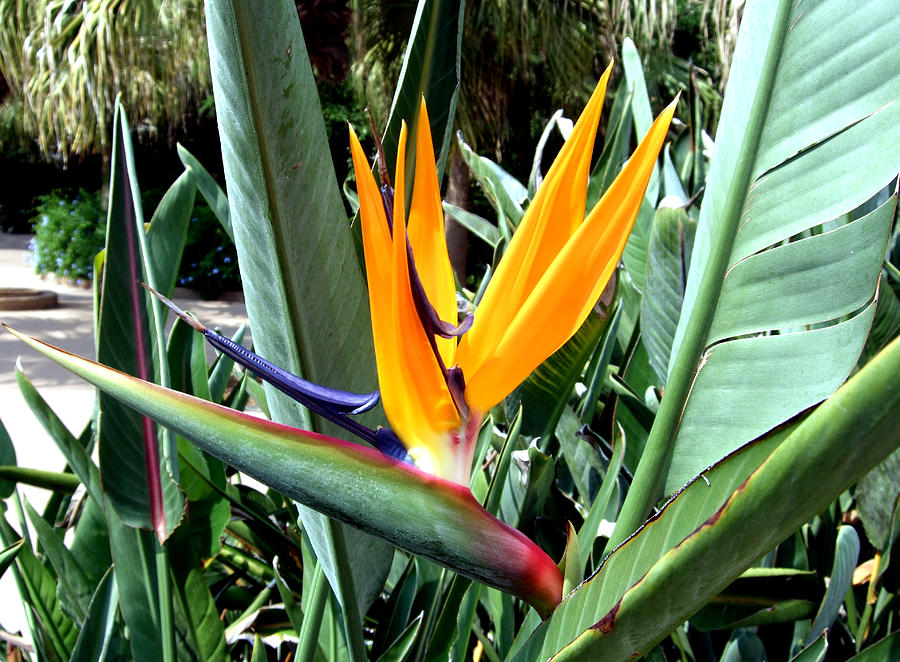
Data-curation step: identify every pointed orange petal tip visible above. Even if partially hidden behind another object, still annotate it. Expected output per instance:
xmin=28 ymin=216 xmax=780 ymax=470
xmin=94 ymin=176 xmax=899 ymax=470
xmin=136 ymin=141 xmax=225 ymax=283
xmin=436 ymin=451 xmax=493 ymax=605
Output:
xmin=454 ymin=68 xmax=613 ymax=401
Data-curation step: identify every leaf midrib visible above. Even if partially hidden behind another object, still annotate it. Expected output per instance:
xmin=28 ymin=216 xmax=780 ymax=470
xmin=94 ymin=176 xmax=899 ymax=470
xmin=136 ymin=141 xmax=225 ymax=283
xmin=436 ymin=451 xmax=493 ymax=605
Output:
xmin=233 ymin=4 xmax=315 ymax=431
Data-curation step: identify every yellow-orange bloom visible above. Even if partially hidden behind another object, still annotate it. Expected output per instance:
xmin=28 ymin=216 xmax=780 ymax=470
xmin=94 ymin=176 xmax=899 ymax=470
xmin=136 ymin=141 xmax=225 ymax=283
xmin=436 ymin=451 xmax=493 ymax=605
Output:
xmin=350 ymin=66 xmax=677 ymax=484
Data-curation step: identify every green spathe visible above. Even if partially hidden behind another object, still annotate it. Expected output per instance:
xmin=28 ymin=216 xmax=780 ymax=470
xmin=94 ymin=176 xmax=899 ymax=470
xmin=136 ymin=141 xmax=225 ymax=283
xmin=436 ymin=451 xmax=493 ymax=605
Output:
xmin=3 ymin=324 xmax=564 ymax=617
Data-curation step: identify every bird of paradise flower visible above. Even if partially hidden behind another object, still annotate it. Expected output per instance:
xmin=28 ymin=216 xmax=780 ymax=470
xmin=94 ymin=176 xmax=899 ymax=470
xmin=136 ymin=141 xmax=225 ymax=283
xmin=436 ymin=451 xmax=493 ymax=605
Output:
xmin=4 ymin=65 xmax=675 ymax=616
xmin=350 ymin=64 xmax=676 ymax=484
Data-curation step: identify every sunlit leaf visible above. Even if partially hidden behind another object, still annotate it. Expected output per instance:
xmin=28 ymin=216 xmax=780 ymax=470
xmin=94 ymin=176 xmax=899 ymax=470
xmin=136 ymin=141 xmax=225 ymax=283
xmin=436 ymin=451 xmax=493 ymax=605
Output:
xmin=615 ymin=0 xmax=900 ymax=546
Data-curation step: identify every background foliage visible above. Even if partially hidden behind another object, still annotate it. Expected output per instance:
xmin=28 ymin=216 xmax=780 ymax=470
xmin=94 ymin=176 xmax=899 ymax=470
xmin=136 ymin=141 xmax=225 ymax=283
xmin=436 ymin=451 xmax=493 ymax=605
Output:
xmin=28 ymin=189 xmax=105 ymax=283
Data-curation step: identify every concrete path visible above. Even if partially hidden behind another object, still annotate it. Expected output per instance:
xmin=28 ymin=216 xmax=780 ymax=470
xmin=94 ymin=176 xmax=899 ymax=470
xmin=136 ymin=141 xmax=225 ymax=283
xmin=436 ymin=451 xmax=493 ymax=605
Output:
xmin=0 ymin=232 xmax=249 ymax=643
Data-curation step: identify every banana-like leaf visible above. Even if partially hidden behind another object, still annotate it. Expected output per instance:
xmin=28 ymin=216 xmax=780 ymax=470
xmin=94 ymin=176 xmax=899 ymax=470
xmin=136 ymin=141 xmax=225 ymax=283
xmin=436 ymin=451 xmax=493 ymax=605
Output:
xmin=177 ymin=143 xmax=233 ymax=241
xmin=663 ymin=0 xmax=900 ymax=491
xmin=0 ymin=538 xmax=23 ymax=579
xmin=513 ymin=334 xmax=900 ymax=661
xmin=641 ymin=207 xmax=696 ymax=385
xmin=69 ymin=568 xmax=120 ymax=662
xmin=805 ymin=525 xmax=859 ymax=645
xmin=619 ymin=38 xmax=661 ymax=291
xmin=97 ymin=101 xmax=184 ymax=540
xmin=146 ymin=170 xmax=195 ymax=297
xmin=380 ymin=0 xmax=463 ymax=181
xmin=25 ymin=501 xmax=92 ymax=623
xmin=97 ymin=103 xmax=183 ymax=660
xmin=3 ymin=327 xmax=563 ymax=618
xmin=848 ymin=631 xmax=900 ymax=661
xmin=618 ymin=0 xmax=900 ymax=536
xmin=167 ymin=517 xmax=228 ymax=662
xmin=0 ymin=418 xmax=16 ymax=499
xmin=205 ymin=0 xmax=376 ymax=414
xmin=204 ymin=0 xmax=391 ymax=639
xmin=0 ymin=510 xmax=78 ymax=660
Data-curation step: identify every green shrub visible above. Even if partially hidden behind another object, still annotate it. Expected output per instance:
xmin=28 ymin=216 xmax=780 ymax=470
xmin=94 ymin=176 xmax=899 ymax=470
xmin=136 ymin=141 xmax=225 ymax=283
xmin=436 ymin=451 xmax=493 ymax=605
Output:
xmin=178 ymin=201 xmax=241 ymax=299
xmin=29 ymin=186 xmax=240 ymax=297
xmin=29 ymin=188 xmax=105 ymax=284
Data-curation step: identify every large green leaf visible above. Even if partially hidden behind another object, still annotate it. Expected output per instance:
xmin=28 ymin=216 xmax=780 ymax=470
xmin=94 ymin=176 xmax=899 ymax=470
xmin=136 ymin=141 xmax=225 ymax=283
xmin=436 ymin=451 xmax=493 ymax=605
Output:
xmin=25 ymin=502 xmax=92 ymax=623
xmin=616 ymin=0 xmax=900 ymax=538
xmin=177 ymin=143 xmax=233 ymax=241
xmin=204 ymin=0 xmax=376 ymax=417
xmin=97 ymin=101 xmax=184 ymax=539
xmin=167 ymin=518 xmax=228 ymax=662
xmin=0 ymin=510 xmax=78 ymax=661
xmin=0 ymin=539 xmax=23 ymax=580
xmin=514 ymin=334 xmax=900 ymax=660
xmin=106 ymin=509 xmax=165 ymax=662
xmin=69 ymin=568 xmax=120 ymax=662
xmin=0 ymin=418 xmax=16 ymax=499
xmin=640 ymin=207 xmax=696 ymax=385
xmin=94 ymin=116 xmax=183 ymax=657
xmin=204 ymin=0 xmax=392 ymax=646
xmin=380 ymin=0 xmax=464 ymax=180
xmin=146 ymin=170 xmax=195 ymax=297
xmin=619 ymin=38 xmax=661 ymax=291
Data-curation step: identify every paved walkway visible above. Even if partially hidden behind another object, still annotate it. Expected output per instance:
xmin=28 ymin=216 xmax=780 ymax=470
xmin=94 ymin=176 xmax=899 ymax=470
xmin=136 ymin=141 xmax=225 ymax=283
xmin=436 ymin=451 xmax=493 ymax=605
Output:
xmin=0 ymin=232 xmax=249 ymax=641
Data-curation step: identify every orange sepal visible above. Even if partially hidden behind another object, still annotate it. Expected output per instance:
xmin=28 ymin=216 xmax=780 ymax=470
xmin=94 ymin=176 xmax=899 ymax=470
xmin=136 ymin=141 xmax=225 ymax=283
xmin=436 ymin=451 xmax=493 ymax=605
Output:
xmin=456 ymin=66 xmax=612 ymax=381
xmin=350 ymin=124 xmax=460 ymax=479
xmin=408 ymin=98 xmax=458 ymax=367
xmin=461 ymin=96 xmax=678 ymax=412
